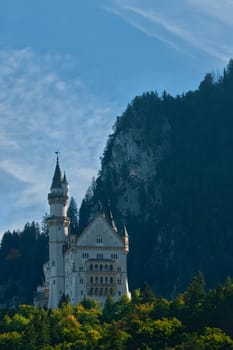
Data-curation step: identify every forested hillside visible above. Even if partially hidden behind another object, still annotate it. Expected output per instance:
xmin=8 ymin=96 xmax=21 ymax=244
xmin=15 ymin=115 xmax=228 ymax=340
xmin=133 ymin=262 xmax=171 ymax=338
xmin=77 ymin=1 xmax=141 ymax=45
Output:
xmin=1 ymin=275 xmax=233 ymax=349
xmin=0 ymin=222 xmax=48 ymax=307
xmin=79 ymin=60 xmax=233 ymax=296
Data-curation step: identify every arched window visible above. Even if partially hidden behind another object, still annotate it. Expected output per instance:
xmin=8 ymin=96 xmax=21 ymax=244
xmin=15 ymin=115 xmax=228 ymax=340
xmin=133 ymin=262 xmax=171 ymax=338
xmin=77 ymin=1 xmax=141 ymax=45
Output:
xmin=110 ymin=277 xmax=113 ymax=284
xmin=105 ymin=277 xmax=108 ymax=284
xmin=95 ymin=264 xmax=98 ymax=271
xmin=100 ymin=264 xmax=103 ymax=271
xmin=110 ymin=265 xmax=113 ymax=272
xmin=104 ymin=264 xmax=108 ymax=271
xmin=90 ymin=277 xmax=93 ymax=284
xmin=95 ymin=276 xmax=98 ymax=284
xmin=90 ymin=264 xmax=93 ymax=271
xmin=100 ymin=277 xmax=103 ymax=284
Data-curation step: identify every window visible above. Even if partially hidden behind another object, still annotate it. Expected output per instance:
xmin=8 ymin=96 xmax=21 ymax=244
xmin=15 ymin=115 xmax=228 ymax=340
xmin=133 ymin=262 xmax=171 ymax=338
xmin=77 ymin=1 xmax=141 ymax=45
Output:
xmin=100 ymin=277 xmax=103 ymax=284
xmin=97 ymin=253 xmax=103 ymax=260
xmin=105 ymin=277 xmax=108 ymax=284
xmin=111 ymin=253 xmax=118 ymax=259
xmin=79 ymin=265 xmax=83 ymax=271
xmin=82 ymin=252 xmax=89 ymax=259
xmin=119 ymin=291 xmax=121 ymax=296
xmin=95 ymin=277 xmax=98 ymax=284
xmin=53 ymin=280 xmax=56 ymax=285
xmin=81 ymin=290 xmax=83 ymax=295
xmin=90 ymin=264 xmax=93 ymax=271
xmin=117 ymin=279 xmax=122 ymax=285
xmin=117 ymin=267 xmax=121 ymax=272
xmin=80 ymin=278 xmax=84 ymax=284
xmin=110 ymin=265 xmax=113 ymax=272
xmin=100 ymin=264 xmax=103 ymax=271
xmin=90 ymin=277 xmax=93 ymax=284
xmin=96 ymin=235 xmax=102 ymax=244
xmin=95 ymin=264 xmax=98 ymax=271
xmin=110 ymin=277 xmax=113 ymax=284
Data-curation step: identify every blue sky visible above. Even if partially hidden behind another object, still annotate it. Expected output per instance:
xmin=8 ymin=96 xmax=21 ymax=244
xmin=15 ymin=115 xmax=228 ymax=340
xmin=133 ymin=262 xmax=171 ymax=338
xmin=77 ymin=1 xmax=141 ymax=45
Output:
xmin=0 ymin=0 xmax=232 ymax=234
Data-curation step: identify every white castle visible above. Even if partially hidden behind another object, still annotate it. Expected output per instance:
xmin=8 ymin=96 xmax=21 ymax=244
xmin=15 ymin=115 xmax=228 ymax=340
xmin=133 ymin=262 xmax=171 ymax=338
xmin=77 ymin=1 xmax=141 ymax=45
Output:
xmin=41 ymin=156 xmax=130 ymax=308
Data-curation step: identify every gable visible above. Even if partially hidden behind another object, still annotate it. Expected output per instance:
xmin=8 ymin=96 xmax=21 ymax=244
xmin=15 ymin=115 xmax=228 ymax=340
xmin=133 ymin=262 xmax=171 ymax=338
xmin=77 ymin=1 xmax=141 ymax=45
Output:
xmin=76 ymin=215 xmax=124 ymax=248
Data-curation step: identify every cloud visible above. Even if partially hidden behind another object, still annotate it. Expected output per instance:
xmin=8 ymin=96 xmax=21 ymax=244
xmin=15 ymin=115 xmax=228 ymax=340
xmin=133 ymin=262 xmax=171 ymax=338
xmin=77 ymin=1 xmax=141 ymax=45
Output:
xmin=0 ymin=48 xmax=121 ymax=234
xmin=104 ymin=0 xmax=233 ymax=62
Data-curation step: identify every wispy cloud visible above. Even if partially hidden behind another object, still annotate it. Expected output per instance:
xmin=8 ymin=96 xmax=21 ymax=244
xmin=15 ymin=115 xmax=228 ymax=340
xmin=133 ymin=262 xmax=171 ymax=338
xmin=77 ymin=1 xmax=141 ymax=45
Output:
xmin=104 ymin=0 xmax=233 ymax=61
xmin=0 ymin=48 xmax=120 ymax=234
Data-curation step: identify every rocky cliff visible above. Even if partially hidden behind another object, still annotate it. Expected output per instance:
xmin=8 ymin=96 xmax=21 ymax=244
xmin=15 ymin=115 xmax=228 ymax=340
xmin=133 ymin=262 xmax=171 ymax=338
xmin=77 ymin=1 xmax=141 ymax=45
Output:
xmin=79 ymin=61 xmax=233 ymax=296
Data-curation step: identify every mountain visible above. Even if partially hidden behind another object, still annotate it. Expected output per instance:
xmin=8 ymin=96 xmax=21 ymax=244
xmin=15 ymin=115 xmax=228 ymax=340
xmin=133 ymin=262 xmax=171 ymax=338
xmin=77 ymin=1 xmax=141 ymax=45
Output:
xmin=79 ymin=60 xmax=233 ymax=296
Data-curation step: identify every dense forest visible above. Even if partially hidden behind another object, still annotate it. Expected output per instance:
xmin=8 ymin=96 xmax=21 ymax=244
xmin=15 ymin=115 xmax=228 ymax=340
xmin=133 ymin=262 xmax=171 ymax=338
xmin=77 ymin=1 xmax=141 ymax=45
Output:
xmin=79 ymin=59 xmax=233 ymax=296
xmin=0 ymin=222 xmax=48 ymax=307
xmin=1 ymin=274 xmax=233 ymax=349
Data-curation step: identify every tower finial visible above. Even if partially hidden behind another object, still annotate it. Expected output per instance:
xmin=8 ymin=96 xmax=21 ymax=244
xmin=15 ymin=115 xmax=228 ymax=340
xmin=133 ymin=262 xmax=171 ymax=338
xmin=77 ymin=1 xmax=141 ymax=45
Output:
xmin=50 ymin=151 xmax=62 ymax=190
xmin=55 ymin=150 xmax=60 ymax=162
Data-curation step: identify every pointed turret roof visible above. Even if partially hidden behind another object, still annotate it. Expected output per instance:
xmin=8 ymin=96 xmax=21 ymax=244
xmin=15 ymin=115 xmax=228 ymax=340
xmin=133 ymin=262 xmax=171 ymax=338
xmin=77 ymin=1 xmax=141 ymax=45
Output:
xmin=62 ymin=171 xmax=68 ymax=184
xmin=105 ymin=200 xmax=117 ymax=231
xmin=123 ymin=224 xmax=128 ymax=237
xmin=50 ymin=156 xmax=63 ymax=190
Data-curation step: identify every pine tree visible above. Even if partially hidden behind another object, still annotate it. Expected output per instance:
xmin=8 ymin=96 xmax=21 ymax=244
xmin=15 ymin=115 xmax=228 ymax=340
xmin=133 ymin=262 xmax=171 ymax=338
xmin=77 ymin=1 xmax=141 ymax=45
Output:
xmin=67 ymin=197 xmax=79 ymax=235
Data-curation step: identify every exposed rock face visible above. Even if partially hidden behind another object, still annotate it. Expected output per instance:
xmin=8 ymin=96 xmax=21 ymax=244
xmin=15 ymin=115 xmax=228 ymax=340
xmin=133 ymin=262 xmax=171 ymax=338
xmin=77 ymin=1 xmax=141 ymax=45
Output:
xmin=79 ymin=66 xmax=233 ymax=296
xmin=79 ymin=92 xmax=175 ymax=294
xmin=110 ymin=116 xmax=170 ymax=218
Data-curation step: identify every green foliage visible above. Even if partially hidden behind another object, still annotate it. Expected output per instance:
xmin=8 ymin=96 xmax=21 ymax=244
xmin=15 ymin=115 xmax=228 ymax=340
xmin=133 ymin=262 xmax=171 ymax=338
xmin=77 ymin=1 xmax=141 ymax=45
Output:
xmin=58 ymin=294 xmax=70 ymax=308
xmin=0 ymin=331 xmax=22 ymax=350
xmin=0 ymin=279 xmax=233 ymax=349
xmin=0 ymin=222 xmax=48 ymax=306
xmin=140 ymin=282 xmax=156 ymax=303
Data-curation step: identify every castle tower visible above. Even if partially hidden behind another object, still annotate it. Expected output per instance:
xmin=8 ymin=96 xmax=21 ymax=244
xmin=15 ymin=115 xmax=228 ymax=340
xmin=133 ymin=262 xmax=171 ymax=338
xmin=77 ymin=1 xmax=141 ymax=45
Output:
xmin=47 ymin=155 xmax=70 ymax=308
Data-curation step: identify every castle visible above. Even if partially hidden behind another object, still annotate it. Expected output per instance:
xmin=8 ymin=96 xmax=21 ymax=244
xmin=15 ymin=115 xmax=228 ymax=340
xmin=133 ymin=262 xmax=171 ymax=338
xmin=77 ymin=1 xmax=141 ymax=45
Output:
xmin=41 ymin=156 xmax=130 ymax=308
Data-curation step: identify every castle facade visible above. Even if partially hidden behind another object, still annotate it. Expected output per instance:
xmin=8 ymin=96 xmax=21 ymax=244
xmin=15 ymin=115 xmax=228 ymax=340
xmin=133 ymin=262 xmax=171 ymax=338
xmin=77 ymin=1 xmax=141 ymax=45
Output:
xmin=43 ymin=157 xmax=130 ymax=308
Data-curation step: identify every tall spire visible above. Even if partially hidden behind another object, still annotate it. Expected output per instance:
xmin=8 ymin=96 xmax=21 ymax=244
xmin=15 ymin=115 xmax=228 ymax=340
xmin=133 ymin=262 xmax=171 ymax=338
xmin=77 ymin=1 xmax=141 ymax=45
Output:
xmin=62 ymin=171 xmax=68 ymax=184
xmin=50 ymin=152 xmax=62 ymax=190
xmin=105 ymin=200 xmax=117 ymax=231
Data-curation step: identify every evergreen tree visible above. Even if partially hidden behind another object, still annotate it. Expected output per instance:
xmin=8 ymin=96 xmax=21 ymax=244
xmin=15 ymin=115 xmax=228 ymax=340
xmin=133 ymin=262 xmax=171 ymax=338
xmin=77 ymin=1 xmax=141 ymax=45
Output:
xmin=67 ymin=197 xmax=79 ymax=235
